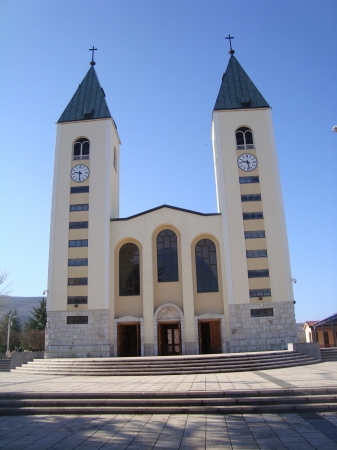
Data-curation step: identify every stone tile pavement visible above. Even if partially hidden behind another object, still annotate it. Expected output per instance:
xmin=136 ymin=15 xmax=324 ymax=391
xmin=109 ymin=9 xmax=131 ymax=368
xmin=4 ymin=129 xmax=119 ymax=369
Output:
xmin=1 ymin=361 xmax=337 ymax=394
xmin=1 ymin=412 xmax=337 ymax=449
xmin=0 ymin=361 xmax=336 ymax=449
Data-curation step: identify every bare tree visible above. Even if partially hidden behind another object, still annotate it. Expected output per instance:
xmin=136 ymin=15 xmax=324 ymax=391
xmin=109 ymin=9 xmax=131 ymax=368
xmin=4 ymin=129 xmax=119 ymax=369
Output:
xmin=0 ymin=271 xmax=12 ymax=309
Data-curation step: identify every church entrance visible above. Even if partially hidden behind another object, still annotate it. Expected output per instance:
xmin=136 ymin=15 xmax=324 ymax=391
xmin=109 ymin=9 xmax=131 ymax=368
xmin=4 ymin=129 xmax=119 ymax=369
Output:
xmin=199 ymin=321 xmax=221 ymax=354
xmin=118 ymin=324 xmax=140 ymax=357
xmin=159 ymin=323 xmax=181 ymax=356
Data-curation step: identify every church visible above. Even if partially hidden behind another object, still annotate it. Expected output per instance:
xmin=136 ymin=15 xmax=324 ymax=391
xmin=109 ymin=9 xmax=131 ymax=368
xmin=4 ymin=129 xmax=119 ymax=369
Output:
xmin=45 ymin=46 xmax=297 ymax=358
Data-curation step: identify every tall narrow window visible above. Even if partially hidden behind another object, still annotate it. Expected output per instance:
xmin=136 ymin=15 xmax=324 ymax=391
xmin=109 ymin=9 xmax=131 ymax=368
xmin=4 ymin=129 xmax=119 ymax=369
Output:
xmin=236 ymin=127 xmax=254 ymax=149
xmin=119 ymin=243 xmax=140 ymax=296
xmin=157 ymin=229 xmax=178 ymax=282
xmin=195 ymin=239 xmax=219 ymax=293
xmin=73 ymin=138 xmax=90 ymax=160
xmin=113 ymin=147 xmax=117 ymax=172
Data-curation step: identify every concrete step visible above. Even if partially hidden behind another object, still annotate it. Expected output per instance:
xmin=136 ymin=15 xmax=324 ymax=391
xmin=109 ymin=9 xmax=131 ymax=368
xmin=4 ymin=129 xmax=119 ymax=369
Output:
xmin=18 ymin=355 xmax=313 ymax=370
xmin=24 ymin=350 xmax=302 ymax=364
xmin=321 ymin=348 xmax=337 ymax=361
xmin=1 ymin=388 xmax=336 ymax=415
xmin=0 ymin=360 xmax=11 ymax=371
xmin=15 ymin=360 xmax=316 ymax=376
xmin=13 ymin=351 xmax=317 ymax=376
xmin=24 ymin=352 xmax=309 ymax=366
xmin=14 ymin=358 xmax=316 ymax=376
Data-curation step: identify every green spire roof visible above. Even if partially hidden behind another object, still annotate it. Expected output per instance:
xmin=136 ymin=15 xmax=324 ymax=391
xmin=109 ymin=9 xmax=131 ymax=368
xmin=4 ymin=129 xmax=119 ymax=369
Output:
xmin=58 ymin=66 xmax=111 ymax=123
xmin=214 ymin=55 xmax=269 ymax=111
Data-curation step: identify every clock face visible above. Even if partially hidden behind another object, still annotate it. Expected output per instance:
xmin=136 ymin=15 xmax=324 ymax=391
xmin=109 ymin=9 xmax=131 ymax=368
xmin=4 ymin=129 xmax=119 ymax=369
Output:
xmin=71 ymin=164 xmax=90 ymax=182
xmin=237 ymin=153 xmax=258 ymax=172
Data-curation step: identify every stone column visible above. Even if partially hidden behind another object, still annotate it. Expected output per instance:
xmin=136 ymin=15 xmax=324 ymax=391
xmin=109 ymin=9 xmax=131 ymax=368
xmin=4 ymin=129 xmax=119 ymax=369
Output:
xmin=181 ymin=234 xmax=196 ymax=354
xmin=142 ymin=235 xmax=155 ymax=356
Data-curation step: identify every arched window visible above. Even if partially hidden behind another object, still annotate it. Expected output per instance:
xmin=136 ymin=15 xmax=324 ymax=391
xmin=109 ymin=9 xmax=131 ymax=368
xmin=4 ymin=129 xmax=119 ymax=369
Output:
xmin=236 ymin=127 xmax=254 ymax=150
xmin=119 ymin=243 xmax=140 ymax=296
xmin=73 ymin=138 xmax=90 ymax=160
xmin=195 ymin=239 xmax=218 ymax=293
xmin=157 ymin=229 xmax=178 ymax=282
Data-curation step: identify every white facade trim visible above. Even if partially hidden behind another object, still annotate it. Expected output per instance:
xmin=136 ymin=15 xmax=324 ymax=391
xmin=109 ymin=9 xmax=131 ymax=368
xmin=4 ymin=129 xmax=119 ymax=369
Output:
xmin=113 ymin=315 xmax=144 ymax=357
xmin=194 ymin=312 xmax=226 ymax=354
xmin=47 ymin=125 xmax=62 ymax=311
xmin=265 ymin=111 xmax=294 ymax=301
xmin=213 ymin=113 xmax=235 ymax=305
xmin=153 ymin=303 xmax=185 ymax=356
xmin=103 ymin=122 xmax=112 ymax=309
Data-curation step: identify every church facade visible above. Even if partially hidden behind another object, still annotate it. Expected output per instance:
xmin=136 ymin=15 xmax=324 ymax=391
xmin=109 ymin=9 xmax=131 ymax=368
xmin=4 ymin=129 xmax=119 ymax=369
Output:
xmin=45 ymin=51 xmax=297 ymax=358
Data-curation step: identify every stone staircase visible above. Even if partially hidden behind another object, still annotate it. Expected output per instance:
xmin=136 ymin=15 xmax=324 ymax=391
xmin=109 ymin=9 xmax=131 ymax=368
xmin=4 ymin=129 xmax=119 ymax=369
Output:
xmin=321 ymin=347 xmax=337 ymax=361
xmin=0 ymin=359 xmax=11 ymax=372
xmin=1 ymin=388 xmax=337 ymax=415
xmin=13 ymin=350 xmax=317 ymax=376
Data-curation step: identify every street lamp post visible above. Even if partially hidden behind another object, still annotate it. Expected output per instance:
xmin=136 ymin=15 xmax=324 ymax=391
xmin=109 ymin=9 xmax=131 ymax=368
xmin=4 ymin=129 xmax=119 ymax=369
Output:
xmin=6 ymin=314 xmax=16 ymax=358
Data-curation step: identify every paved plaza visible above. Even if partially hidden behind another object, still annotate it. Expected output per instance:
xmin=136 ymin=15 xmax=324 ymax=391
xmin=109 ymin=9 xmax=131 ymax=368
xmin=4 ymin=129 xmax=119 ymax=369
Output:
xmin=1 ymin=361 xmax=337 ymax=449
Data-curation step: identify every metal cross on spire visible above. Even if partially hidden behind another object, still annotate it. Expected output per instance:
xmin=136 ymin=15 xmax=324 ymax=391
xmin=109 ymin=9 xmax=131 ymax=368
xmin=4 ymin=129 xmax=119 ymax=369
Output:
xmin=89 ymin=46 xmax=98 ymax=66
xmin=225 ymin=34 xmax=235 ymax=55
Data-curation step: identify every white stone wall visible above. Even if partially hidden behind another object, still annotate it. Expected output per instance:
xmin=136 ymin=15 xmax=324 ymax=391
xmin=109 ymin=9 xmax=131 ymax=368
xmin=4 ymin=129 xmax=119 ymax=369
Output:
xmin=185 ymin=342 xmax=196 ymax=355
xmin=296 ymin=323 xmax=306 ymax=343
xmin=45 ymin=309 xmax=110 ymax=358
xmin=229 ymin=301 xmax=297 ymax=352
xmin=144 ymin=343 xmax=155 ymax=356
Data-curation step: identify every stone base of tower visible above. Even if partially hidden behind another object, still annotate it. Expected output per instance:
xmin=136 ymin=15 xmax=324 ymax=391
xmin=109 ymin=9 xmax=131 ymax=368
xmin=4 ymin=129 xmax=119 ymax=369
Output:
xmin=229 ymin=301 xmax=297 ymax=353
xmin=45 ymin=309 xmax=110 ymax=358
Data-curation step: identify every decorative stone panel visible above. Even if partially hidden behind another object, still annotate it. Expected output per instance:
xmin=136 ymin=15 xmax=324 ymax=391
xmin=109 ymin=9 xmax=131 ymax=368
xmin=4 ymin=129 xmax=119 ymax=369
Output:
xmin=229 ymin=301 xmax=297 ymax=353
xmin=154 ymin=303 xmax=185 ymax=356
xmin=194 ymin=312 xmax=226 ymax=354
xmin=113 ymin=315 xmax=144 ymax=357
xmin=45 ymin=309 xmax=110 ymax=358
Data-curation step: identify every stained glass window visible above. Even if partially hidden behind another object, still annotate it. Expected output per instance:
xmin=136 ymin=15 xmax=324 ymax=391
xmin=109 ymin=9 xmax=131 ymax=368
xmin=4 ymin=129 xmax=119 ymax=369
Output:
xmin=157 ymin=229 xmax=178 ymax=282
xmin=119 ymin=243 xmax=140 ymax=296
xmin=195 ymin=239 xmax=218 ymax=293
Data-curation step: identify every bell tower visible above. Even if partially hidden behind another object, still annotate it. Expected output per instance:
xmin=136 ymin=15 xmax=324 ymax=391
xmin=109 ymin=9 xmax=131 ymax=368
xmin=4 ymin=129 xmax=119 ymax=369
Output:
xmin=212 ymin=44 xmax=297 ymax=351
xmin=46 ymin=55 xmax=121 ymax=358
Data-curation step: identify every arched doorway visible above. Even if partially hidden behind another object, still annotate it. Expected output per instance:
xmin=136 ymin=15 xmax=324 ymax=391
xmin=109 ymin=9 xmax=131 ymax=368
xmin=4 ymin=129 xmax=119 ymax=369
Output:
xmin=194 ymin=313 xmax=226 ymax=355
xmin=154 ymin=303 xmax=185 ymax=356
xmin=113 ymin=316 xmax=144 ymax=357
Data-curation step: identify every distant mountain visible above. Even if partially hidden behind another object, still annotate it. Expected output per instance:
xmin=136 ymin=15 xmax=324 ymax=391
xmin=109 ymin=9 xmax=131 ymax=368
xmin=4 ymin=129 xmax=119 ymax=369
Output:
xmin=0 ymin=296 xmax=43 ymax=325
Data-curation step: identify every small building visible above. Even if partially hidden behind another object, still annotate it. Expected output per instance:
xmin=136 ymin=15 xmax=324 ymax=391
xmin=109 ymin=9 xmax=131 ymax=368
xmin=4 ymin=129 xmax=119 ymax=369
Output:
xmin=304 ymin=314 xmax=337 ymax=348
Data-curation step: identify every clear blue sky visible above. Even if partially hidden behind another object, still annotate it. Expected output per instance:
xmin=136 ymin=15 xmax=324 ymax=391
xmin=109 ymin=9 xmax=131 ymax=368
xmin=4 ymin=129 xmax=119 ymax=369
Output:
xmin=0 ymin=0 xmax=336 ymax=323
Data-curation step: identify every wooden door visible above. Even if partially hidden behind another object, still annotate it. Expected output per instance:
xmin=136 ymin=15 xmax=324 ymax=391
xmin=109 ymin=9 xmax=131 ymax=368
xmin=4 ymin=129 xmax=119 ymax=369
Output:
xmin=199 ymin=322 xmax=211 ymax=354
xmin=160 ymin=323 xmax=181 ymax=356
xmin=158 ymin=323 xmax=162 ymax=356
xmin=119 ymin=324 xmax=139 ymax=357
xmin=118 ymin=324 xmax=123 ymax=356
xmin=210 ymin=321 xmax=221 ymax=353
